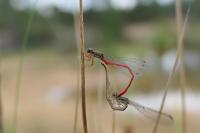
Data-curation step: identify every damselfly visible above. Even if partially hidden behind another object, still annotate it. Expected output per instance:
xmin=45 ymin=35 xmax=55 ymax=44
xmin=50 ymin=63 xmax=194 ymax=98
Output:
xmin=86 ymin=48 xmax=145 ymax=97
xmin=101 ymin=62 xmax=173 ymax=124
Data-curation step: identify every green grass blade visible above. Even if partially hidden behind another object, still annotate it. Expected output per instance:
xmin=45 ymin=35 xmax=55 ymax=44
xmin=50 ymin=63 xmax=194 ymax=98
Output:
xmin=11 ymin=6 xmax=37 ymax=133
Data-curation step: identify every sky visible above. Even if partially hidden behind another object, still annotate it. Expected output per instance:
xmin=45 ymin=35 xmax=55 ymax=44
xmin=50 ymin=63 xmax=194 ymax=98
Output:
xmin=10 ymin=0 xmax=174 ymax=15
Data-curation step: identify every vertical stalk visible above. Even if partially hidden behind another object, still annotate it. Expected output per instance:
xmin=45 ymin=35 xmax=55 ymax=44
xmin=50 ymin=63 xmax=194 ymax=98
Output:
xmin=96 ymin=71 xmax=104 ymax=133
xmin=79 ymin=0 xmax=87 ymax=133
xmin=72 ymin=61 xmax=80 ymax=133
xmin=179 ymin=49 xmax=187 ymax=133
xmin=179 ymin=40 xmax=187 ymax=133
xmin=12 ymin=7 xmax=36 ymax=133
xmin=152 ymin=6 xmax=190 ymax=133
xmin=175 ymin=0 xmax=187 ymax=133
xmin=73 ymin=7 xmax=81 ymax=133
xmin=0 ymin=72 xmax=3 ymax=133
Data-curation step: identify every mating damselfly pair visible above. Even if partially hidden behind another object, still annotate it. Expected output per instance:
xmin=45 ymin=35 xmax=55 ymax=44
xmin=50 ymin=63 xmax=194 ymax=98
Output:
xmin=86 ymin=48 xmax=173 ymax=124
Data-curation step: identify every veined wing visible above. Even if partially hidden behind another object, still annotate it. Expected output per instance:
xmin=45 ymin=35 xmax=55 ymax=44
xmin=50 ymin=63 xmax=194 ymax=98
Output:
xmin=103 ymin=57 xmax=146 ymax=96
xmin=105 ymin=57 xmax=146 ymax=79
xmin=128 ymin=99 xmax=173 ymax=125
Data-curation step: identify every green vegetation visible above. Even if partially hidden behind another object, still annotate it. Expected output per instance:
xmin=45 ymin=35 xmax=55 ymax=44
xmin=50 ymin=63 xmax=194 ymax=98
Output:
xmin=0 ymin=1 xmax=200 ymax=52
xmin=0 ymin=1 xmax=200 ymax=133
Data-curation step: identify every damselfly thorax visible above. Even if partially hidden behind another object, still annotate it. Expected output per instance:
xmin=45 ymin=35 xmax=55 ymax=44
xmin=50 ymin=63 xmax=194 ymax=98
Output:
xmin=86 ymin=48 xmax=104 ymax=60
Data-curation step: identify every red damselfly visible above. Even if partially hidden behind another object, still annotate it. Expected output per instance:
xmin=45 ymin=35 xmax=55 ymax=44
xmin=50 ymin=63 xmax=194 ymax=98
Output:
xmin=101 ymin=62 xmax=173 ymax=124
xmin=86 ymin=48 xmax=145 ymax=97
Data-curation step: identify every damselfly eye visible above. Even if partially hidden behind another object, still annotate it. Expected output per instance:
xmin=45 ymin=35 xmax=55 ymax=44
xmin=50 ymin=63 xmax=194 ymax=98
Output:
xmin=87 ymin=48 xmax=93 ymax=53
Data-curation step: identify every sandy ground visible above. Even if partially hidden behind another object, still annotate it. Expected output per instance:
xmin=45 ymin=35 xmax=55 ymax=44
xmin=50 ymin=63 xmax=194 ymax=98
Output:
xmin=0 ymin=53 xmax=200 ymax=133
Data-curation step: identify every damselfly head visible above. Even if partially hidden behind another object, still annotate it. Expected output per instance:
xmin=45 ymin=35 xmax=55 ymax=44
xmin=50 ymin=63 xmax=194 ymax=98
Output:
xmin=87 ymin=48 xmax=94 ymax=54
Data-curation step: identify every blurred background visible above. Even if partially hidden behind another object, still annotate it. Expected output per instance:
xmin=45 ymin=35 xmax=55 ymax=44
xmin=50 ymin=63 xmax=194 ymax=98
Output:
xmin=0 ymin=0 xmax=200 ymax=133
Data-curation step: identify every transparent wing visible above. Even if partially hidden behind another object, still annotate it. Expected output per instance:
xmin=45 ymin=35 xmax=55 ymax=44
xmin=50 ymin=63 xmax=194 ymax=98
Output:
xmin=128 ymin=99 xmax=173 ymax=125
xmin=106 ymin=57 xmax=146 ymax=79
xmin=104 ymin=57 xmax=146 ymax=96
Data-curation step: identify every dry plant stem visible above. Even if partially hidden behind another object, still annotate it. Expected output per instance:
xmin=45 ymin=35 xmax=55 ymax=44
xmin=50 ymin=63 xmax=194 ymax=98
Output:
xmin=79 ymin=0 xmax=88 ymax=133
xmin=176 ymin=0 xmax=187 ymax=133
xmin=112 ymin=111 xmax=116 ymax=133
xmin=73 ymin=65 xmax=80 ymax=133
xmin=179 ymin=44 xmax=187 ymax=133
xmin=72 ymin=10 xmax=81 ymax=133
xmin=152 ymin=8 xmax=190 ymax=133
xmin=176 ymin=0 xmax=183 ymax=34
xmin=0 ymin=73 xmax=3 ymax=133
xmin=96 ymin=71 xmax=104 ymax=133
